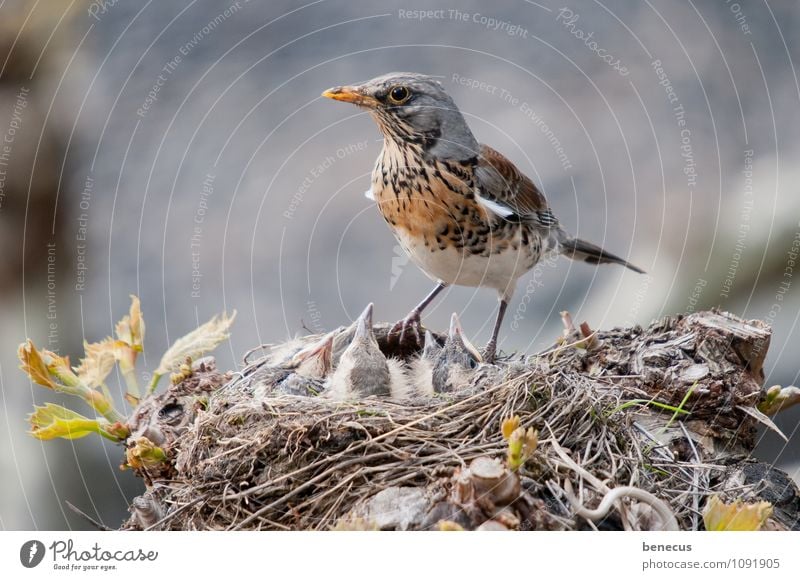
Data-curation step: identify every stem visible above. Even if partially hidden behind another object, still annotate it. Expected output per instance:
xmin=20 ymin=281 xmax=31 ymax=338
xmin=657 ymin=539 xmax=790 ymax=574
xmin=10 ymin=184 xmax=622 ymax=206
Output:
xmin=97 ymin=424 xmax=127 ymax=442
xmin=84 ymin=390 xmax=125 ymax=424
xmin=121 ymin=368 xmax=141 ymax=400
xmin=147 ymin=373 xmax=162 ymax=394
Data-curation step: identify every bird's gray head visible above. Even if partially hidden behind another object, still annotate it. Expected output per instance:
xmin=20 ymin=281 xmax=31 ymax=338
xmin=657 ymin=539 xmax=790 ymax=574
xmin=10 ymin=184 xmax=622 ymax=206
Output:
xmin=432 ymin=313 xmax=482 ymax=393
xmin=336 ymin=303 xmax=391 ymax=397
xmin=323 ymin=72 xmax=478 ymax=161
xmin=421 ymin=330 xmax=442 ymax=361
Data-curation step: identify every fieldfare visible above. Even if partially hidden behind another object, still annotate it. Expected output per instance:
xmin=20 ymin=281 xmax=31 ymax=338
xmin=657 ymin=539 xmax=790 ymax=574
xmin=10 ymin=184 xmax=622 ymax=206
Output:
xmin=323 ymin=72 xmax=644 ymax=362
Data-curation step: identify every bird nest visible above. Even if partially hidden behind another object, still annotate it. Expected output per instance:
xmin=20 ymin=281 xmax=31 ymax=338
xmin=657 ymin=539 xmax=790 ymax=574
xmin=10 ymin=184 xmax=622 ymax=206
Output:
xmin=120 ymin=310 xmax=800 ymax=531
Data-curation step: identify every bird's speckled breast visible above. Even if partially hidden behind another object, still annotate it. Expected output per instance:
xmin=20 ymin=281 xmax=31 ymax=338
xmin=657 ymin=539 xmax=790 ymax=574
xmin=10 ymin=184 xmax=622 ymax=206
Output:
xmin=370 ymin=140 xmax=543 ymax=291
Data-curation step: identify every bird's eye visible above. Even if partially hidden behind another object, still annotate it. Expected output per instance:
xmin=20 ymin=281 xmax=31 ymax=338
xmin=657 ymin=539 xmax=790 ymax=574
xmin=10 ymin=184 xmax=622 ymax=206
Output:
xmin=388 ymin=85 xmax=410 ymax=104
xmin=467 ymin=357 xmax=478 ymax=370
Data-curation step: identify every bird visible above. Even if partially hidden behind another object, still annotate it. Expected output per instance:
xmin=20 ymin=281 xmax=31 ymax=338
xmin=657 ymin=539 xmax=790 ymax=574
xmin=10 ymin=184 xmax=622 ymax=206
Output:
xmin=410 ymin=315 xmax=484 ymax=395
xmin=277 ymin=332 xmax=334 ymax=396
xmin=325 ymin=303 xmax=411 ymax=400
xmin=430 ymin=313 xmax=483 ymax=393
xmin=409 ymin=330 xmax=442 ymax=396
xmin=289 ymin=332 xmax=335 ymax=378
xmin=322 ymin=72 xmax=644 ymax=362
xmin=251 ymin=331 xmax=334 ymax=398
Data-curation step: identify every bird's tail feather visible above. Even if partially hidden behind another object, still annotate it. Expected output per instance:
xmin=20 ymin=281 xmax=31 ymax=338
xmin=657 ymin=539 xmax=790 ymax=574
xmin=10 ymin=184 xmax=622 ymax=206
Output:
xmin=560 ymin=236 xmax=645 ymax=274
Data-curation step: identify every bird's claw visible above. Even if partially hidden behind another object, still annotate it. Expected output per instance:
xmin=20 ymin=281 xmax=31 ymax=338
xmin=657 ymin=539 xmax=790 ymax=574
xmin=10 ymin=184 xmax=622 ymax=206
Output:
xmin=483 ymin=340 xmax=497 ymax=364
xmin=390 ymin=310 xmax=422 ymax=347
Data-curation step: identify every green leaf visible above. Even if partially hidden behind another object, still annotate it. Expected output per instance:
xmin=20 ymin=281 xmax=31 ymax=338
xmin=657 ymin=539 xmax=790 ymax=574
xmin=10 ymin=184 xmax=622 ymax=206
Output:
xmin=607 ymin=398 xmax=692 ymax=417
xmin=29 ymin=404 xmax=103 ymax=440
xmin=28 ymin=404 xmax=127 ymax=442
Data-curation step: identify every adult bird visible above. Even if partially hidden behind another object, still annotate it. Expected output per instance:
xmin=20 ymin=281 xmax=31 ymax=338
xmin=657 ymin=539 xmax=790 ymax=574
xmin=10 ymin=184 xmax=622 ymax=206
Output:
xmin=323 ymin=72 xmax=643 ymax=361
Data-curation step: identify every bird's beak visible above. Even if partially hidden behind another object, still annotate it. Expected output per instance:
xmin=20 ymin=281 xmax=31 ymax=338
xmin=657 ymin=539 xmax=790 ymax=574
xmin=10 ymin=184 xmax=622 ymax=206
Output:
xmin=448 ymin=313 xmax=483 ymax=363
xmin=292 ymin=332 xmax=334 ymax=368
xmin=354 ymin=303 xmax=375 ymax=340
xmin=322 ymin=85 xmax=379 ymax=107
xmin=422 ymin=330 xmax=441 ymax=359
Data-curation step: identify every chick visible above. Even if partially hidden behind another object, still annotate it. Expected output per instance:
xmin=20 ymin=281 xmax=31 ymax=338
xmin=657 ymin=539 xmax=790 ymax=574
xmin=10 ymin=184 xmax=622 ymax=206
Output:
xmin=261 ymin=336 xmax=315 ymax=367
xmin=259 ymin=321 xmax=345 ymax=369
xmin=409 ymin=330 xmax=442 ymax=397
xmin=252 ymin=332 xmax=334 ymax=398
xmin=294 ymin=332 xmax=335 ymax=376
xmin=276 ymin=332 xmax=334 ymax=396
xmin=386 ymin=358 xmax=413 ymax=401
xmin=326 ymin=303 xmax=411 ymax=400
xmin=326 ymin=303 xmax=390 ymax=399
xmin=431 ymin=313 xmax=483 ymax=393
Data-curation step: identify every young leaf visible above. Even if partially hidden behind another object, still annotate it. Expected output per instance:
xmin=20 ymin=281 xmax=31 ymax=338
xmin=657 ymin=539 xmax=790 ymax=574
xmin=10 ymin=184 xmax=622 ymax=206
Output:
xmin=75 ymin=340 xmax=117 ymax=388
xmin=759 ymin=385 xmax=800 ymax=415
xmin=28 ymin=404 xmax=105 ymax=441
xmin=506 ymin=426 xmax=538 ymax=471
xmin=126 ymin=437 xmax=168 ymax=470
xmin=18 ymin=340 xmax=58 ymax=390
xmin=116 ymin=295 xmax=145 ymax=349
xmin=45 ymin=352 xmax=81 ymax=388
xmin=151 ymin=311 xmax=236 ymax=391
xmin=703 ymin=495 xmax=773 ymax=531
xmin=501 ymin=415 xmax=520 ymax=440
xmin=438 ymin=521 xmax=465 ymax=531
xmin=19 ymin=341 xmax=84 ymax=396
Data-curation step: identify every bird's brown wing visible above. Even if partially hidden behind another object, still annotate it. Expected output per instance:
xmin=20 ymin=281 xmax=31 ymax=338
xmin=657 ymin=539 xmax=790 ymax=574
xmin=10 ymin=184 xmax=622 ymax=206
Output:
xmin=474 ymin=144 xmax=558 ymax=227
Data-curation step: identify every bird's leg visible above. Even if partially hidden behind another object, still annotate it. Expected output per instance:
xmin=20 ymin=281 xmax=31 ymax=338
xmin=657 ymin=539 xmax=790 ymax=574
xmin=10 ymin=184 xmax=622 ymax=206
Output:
xmin=390 ymin=281 xmax=447 ymax=346
xmin=483 ymin=298 xmax=509 ymax=363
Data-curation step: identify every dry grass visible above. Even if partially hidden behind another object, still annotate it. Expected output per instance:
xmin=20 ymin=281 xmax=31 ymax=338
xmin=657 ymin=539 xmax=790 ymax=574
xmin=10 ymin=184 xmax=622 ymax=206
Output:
xmin=129 ymin=321 xmax=750 ymax=531
xmin=117 ymin=311 xmax=795 ymax=531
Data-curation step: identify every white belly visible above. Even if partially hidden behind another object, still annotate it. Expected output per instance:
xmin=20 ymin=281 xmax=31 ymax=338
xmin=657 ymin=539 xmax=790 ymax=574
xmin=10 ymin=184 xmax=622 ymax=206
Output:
xmin=394 ymin=228 xmax=539 ymax=297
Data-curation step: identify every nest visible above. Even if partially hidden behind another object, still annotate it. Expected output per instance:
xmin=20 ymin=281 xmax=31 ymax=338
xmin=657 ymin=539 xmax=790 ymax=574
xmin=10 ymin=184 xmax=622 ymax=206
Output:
xmin=121 ymin=310 xmax=800 ymax=531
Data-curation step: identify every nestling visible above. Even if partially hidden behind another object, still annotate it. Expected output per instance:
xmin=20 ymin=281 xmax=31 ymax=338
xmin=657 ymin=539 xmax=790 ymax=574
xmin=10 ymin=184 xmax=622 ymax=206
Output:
xmin=431 ymin=313 xmax=483 ymax=394
xmin=409 ymin=330 xmax=441 ymax=396
xmin=325 ymin=303 xmax=410 ymax=400
xmin=278 ymin=332 xmax=334 ymax=396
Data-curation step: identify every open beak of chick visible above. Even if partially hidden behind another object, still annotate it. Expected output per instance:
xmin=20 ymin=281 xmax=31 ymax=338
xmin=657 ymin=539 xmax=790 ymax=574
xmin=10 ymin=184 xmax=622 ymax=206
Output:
xmin=421 ymin=330 xmax=442 ymax=360
xmin=448 ymin=313 xmax=483 ymax=364
xmin=430 ymin=313 xmax=483 ymax=394
xmin=353 ymin=302 xmax=375 ymax=342
xmin=326 ymin=303 xmax=393 ymax=400
xmin=290 ymin=332 xmax=334 ymax=379
xmin=322 ymin=85 xmax=379 ymax=108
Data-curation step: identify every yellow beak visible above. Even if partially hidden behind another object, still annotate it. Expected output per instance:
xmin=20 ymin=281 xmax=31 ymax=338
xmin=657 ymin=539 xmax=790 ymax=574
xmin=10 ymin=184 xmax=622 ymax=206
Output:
xmin=321 ymin=86 xmax=379 ymax=107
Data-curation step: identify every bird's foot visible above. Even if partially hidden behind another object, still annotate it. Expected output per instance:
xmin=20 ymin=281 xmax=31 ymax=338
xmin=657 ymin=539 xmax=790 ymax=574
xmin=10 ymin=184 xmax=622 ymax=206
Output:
xmin=389 ymin=310 xmax=422 ymax=348
xmin=482 ymin=340 xmax=497 ymax=364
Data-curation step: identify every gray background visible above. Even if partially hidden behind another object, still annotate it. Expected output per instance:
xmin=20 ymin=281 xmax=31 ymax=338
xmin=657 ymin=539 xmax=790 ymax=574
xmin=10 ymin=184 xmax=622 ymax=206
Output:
xmin=0 ymin=0 xmax=798 ymax=529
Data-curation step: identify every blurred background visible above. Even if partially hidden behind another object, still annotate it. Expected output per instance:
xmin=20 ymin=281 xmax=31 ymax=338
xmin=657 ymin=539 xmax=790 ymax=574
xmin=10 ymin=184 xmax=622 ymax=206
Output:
xmin=0 ymin=0 xmax=798 ymax=529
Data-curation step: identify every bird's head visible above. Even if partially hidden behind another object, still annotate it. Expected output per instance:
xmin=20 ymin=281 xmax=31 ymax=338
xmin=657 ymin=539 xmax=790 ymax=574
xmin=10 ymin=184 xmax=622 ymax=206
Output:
xmin=290 ymin=332 xmax=334 ymax=379
xmin=421 ymin=330 xmax=442 ymax=361
xmin=322 ymin=72 xmax=478 ymax=161
xmin=336 ymin=303 xmax=391 ymax=397
xmin=431 ymin=313 xmax=482 ymax=393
